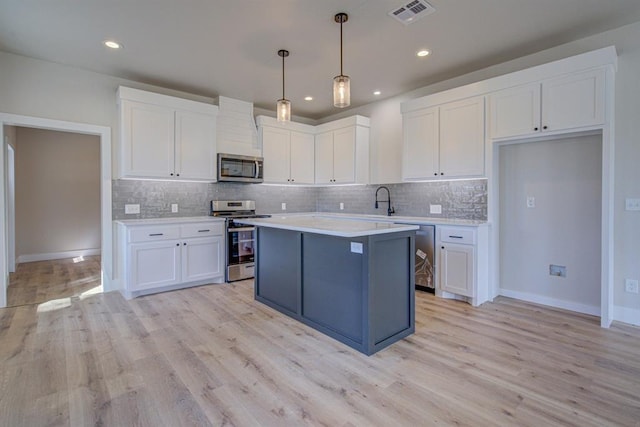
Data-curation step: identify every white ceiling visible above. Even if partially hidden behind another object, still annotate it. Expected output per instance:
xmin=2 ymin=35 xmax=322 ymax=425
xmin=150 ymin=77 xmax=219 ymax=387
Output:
xmin=2 ymin=1 xmax=640 ymax=119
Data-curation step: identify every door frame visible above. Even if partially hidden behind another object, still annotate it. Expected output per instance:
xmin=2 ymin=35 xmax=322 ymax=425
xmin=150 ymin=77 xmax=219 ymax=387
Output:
xmin=0 ymin=113 xmax=112 ymax=308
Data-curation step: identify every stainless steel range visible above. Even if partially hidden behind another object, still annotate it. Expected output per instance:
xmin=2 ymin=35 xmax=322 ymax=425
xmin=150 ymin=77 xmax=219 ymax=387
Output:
xmin=210 ymin=200 xmax=270 ymax=282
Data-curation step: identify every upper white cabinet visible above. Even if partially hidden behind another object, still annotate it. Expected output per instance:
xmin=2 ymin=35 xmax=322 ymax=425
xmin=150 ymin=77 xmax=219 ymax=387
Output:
xmin=489 ymin=68 xmax=605 ymax=140
xmin=257 ymin=115 xmax=370 ymax=186
xmin=257 ymin=116 xmax=315 ymax=184
xmin=118 ymin=87 xmax=218 ymax=181
xmin=403 ymin=96 xmax=485 ymax=180
xmin=314 ymin=116 xmax=370 ymax=185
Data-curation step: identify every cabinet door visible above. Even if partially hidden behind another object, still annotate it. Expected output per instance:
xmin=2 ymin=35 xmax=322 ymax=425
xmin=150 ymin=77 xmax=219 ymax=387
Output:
xmin=175 ymin=110 xmax=217 ymax=180
xmin=542 ymin=68 xmax=605 ymax=132
xmin=289 ymin=131 xmax=315 ymax=184
xmin=262 ymin=126 xmax=292 ymax=183
xmin=121 ymin=100 xmax=175 ymax=178
xmin=130 ymin=240 xmax=181 ymax=291
xmin=439 ymin=243 xmax=474 ymax=297
xmin=315 ymin=131 xmax=334 ymax=184
xmin=489 ymin=83 xmax=541 ymax=139
xmin=332 ymin=127 xmax=356 ymax=184
xmin=402 ymin=107 xmax=439 ymax=179
xmin=182 ymin=236 xmax=223 ymax=282
xmin=439 ymin=96 xmax=485 ymax=178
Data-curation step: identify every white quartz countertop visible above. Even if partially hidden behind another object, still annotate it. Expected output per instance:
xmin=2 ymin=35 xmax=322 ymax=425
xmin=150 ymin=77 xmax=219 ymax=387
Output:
xmin=236 ymin=215 xmax=419 ymax=237
xmin=115 ymin=216 xmax=225 ymax=226
xmin=264 ymin=212 xmax=489 ymax=227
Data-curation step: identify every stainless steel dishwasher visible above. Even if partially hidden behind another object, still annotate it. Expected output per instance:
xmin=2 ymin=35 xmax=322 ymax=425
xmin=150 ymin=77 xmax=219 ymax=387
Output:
xmin=400 ymin=224 xmax=435 ymax=293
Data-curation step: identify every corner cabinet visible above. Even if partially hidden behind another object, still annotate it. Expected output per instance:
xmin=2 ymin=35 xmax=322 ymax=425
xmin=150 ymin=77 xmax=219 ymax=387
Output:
xmin=116 ymin=219 xmax=226 ymax=299
xmin=488 ymin=68 xmax=606 ymax=140
xmin=436 ymin=225 xmax=489 ymax=307
xmin=256 ymin=116 xmax=315 ymax=184
xmin=402 ymin=96 xmax=485 ymax=180
xmin=118 ymin=87 xmax=218 ymax=181
xmin=314 ymin=115 xmax=370 ymax=185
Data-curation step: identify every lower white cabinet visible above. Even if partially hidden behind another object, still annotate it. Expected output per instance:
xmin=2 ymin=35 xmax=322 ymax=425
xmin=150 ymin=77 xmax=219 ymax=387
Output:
xmin=116 ymin=219 xmax=225 ymax=298
xmin=437 ymin=225 xmax=489 ymax=306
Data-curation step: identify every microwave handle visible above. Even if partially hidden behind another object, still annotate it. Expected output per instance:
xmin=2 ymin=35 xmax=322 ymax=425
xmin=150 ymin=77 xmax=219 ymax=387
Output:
xmin=255 ymin=160 xmax=261 ymax=179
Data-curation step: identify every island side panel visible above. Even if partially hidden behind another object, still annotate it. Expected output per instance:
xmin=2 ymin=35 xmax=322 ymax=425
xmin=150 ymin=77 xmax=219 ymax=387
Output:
xmin=301 ymin=233 xmax=365 ymax=346
xmin=368 ymin=232 xmax=416 ymax=351
xmin=255 ymin=227 xmax=301 ymax=317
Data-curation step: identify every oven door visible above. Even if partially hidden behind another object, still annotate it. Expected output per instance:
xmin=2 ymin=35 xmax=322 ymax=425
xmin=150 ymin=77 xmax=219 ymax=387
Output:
xmin=228 ymin=226 xmax=255 ymax=264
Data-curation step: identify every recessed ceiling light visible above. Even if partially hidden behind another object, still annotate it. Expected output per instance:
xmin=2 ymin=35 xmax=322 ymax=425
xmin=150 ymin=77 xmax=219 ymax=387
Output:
xmin=104 ymin=40 xmax=122 ymax=49
xmin=373 ymin=91 xmax=381 ymax=96
xmin=417 ymin=49 xmax=430 ymax=57
xmin=304 ymin=96 xmax=313 ymax=101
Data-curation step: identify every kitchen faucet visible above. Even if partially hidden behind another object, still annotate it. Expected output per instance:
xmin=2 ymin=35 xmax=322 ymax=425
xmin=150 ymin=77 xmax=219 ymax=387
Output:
xmin=374 ymin=186 xmax=395 ymax=216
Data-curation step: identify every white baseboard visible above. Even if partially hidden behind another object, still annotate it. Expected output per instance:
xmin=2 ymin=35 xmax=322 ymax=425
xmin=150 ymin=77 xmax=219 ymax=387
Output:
xmin=17 ymin=248 xmax=101 ymax=264
xmin=499 ymin=288 xmax=600 ymax=316
xmin=613 ymin=305 xmax=640 ymax=326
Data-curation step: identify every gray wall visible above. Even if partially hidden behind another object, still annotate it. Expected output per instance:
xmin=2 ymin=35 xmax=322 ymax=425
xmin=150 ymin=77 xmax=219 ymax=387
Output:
xmin=15 ymin=128 xmax=101 ymax=258
xmin=499 ymin=135 xmax=602 ymax=310
xmin=112 ymin=179 xmax=487 ymax=220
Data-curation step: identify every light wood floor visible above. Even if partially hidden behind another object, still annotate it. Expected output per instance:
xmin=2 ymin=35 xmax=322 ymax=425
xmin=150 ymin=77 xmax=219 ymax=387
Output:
xmin=7 ymin=256 xmax=102 ymax=307
xmin=1 ymin=272 xmax=639 ymax=425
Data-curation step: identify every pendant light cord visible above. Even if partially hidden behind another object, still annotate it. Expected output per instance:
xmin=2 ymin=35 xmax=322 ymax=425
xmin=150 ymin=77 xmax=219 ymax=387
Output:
xmin=282 ymin=53 xmax=285 ymax=99
xmin=340 ymin=19 xmax=343 ymax=76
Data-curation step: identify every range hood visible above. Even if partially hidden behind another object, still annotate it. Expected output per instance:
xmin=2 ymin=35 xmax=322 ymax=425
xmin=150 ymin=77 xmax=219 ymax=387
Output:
xmin=215 ymin=96 xmax=261 ymax=158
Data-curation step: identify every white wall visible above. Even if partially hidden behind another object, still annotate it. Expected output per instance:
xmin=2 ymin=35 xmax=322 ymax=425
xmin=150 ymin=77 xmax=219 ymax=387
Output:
xmin=499 ymin=136 xmax=602 ymax=313
xmin=4 ymin=126 xmax=17 ymax=272
xmin=14 ymin=127 xmax=100 ymax=260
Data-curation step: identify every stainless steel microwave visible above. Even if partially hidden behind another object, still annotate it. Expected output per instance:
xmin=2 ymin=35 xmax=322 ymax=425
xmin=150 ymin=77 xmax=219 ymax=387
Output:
xmin=217 ymin=153 xmax=264 ymax=183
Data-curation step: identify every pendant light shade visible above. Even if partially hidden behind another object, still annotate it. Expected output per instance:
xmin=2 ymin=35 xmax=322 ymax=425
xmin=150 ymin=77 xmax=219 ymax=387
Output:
xmin=333 ymin=13 xmax=350 ymax=108
xmin=277 ymin=49 xmax=291 ymax=122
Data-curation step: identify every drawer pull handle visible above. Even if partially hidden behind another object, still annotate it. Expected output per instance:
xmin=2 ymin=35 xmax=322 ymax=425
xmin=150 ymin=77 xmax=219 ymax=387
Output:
xmin=149 ymin=233 xmax=164 ymax=236
xmin=449 ymin=235 xmax=463 ymax=239
xmin=198 ymin=229 xmax=210 ymax=232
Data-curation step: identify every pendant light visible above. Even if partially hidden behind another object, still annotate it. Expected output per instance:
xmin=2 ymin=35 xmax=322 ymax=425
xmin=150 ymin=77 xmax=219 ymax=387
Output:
xmin=277 ymin=49 xmax=291 ymax=122
xmin=333 ymin=12 xmax=350 ymax=108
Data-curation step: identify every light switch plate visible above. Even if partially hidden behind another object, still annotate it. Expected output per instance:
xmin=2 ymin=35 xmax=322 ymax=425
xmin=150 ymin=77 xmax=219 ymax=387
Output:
xmin=430 ymin=204 xmax=442 ymax=214
xmin=281 ymin=202 xmax=286 ymax=211
xmin=625 ymin=198 xmax=640 ymax=211
xmin=625 ymin=279 xmax=639 ymax=294
xmin=527 ymin=196 xmax=536 ymax=208
xmin=125 ymin=204 xmax=140 ymax=214
xmin=350 ymin=242 xmax=363 ymax=254
xmin=171 ymin=203 xmax=178 ymax=213
xmin=340 ymin=202 xmax=344 ymax=210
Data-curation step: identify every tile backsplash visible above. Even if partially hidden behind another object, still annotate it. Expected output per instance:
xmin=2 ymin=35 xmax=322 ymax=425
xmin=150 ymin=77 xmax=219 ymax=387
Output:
xmin=112 ymin=179 xmax=487 ymax=220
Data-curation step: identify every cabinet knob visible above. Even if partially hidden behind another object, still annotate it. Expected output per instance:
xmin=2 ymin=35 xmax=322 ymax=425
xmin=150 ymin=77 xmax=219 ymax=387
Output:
xmin=183 ymin=242 xmax=187 ymax=246
xmin=291 ymin=179 xmax=294 ymax=182
xmin=434 ymin=173 xmax=438 ymax=176
xmin=543 ymin=125 xmax=548 ymax=130
xmin=441 ymin=246 xmax=445 ymax=249
xmin=534 ymin=127 xmax=539 ymax=131
xmin=170 ymin=173 xmax=174 ymax=176
xmin=440 ymin=172 xmax=444 ymax=176
xmin=176 ymin=173 xmax=180 ymax=177
xmin=176 ymin=243 xmax=179 ymax=246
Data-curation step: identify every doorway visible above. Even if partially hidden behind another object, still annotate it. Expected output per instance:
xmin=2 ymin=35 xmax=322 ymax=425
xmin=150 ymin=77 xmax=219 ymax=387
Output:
xmin=0 ymin=114 xmax=112 ymax=308
xmin=498 ymin=135 xmax=602 ymax=315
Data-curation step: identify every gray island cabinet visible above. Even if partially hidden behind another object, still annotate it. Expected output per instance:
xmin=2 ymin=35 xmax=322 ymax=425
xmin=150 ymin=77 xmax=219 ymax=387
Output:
xmin=237 ymin=216 xmax=418 ymax=355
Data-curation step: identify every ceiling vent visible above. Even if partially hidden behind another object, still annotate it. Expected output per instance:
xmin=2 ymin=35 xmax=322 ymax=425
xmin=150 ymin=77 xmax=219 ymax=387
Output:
xmin=389 ymin=0 xmax=435 ymax=25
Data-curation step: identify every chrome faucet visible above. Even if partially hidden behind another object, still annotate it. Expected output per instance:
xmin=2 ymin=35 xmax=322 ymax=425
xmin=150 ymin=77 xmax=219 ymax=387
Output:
xmin=375 ymin=186 xmax=395 ymax=216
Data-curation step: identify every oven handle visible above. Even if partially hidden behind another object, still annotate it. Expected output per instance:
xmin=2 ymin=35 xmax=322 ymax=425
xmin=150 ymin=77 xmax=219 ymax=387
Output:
xmin=228 ymin=227 xmax=255 ymax=232
xmin=254 ymin=160 xmax=261 ymax=179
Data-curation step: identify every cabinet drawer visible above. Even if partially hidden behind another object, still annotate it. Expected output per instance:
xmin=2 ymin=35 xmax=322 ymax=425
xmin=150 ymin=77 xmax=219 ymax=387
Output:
xmin=128 ymin=226 xmax=180 ymax=243
xmin=439 ymin=227 xmax=475 ymax=245
xmin=180 ymin=222 xmax=224 ymax=238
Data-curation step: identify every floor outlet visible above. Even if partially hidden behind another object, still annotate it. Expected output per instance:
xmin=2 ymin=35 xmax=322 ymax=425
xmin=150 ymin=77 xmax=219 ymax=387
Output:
xmin=281 ymin=202 xmax=286 ymax=211
xmin=171 ymin=203 xmax=178 ymax=213
xmin=625 ymin=279 xmax=639 ymax=294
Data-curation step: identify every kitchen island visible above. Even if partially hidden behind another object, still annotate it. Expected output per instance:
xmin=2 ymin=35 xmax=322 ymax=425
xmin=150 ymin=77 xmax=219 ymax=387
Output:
xmin=237 ymin=216 xmax=418 ymax=355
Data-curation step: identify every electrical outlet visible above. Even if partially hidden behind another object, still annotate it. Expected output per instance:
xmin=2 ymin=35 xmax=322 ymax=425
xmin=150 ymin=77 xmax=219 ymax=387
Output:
xmin=125 ymin=204 xmax=140 ymax=214
xmin=625 ymin=279 xmax=639 ymax=294
xmin=340 ymin=202 xmax=344 ymax=210
xmin=527 ymin=196 xmax=536 ymax=208
xmin=625 ymin=198 xmax=640 ymax=211
xmin=171 ymin=203 xmax=178 ymax=213
xmin=549 ymin=264 xmax=566 ymax=277
xmin=430 ymin=204 xmax=442 ymax=214
xmin=281 ymin=202 xmax=286 ymax=211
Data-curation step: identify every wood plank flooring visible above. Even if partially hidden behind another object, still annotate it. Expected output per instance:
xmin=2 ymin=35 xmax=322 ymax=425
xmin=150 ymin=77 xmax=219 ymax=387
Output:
xmin=1 ymin=270 xmax=639 ymax=425
xmin=7 ymin=256 xmax=102 ymax=307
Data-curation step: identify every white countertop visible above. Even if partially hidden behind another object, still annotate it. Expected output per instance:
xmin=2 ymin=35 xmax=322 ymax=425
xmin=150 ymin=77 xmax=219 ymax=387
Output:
xmin=264 ymin=212 xmax=489 ymax=227
xmin=115 ymin=216 xmax=225 ymax=226
xmin=236 ymin=215 xmax=419 ymax=237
